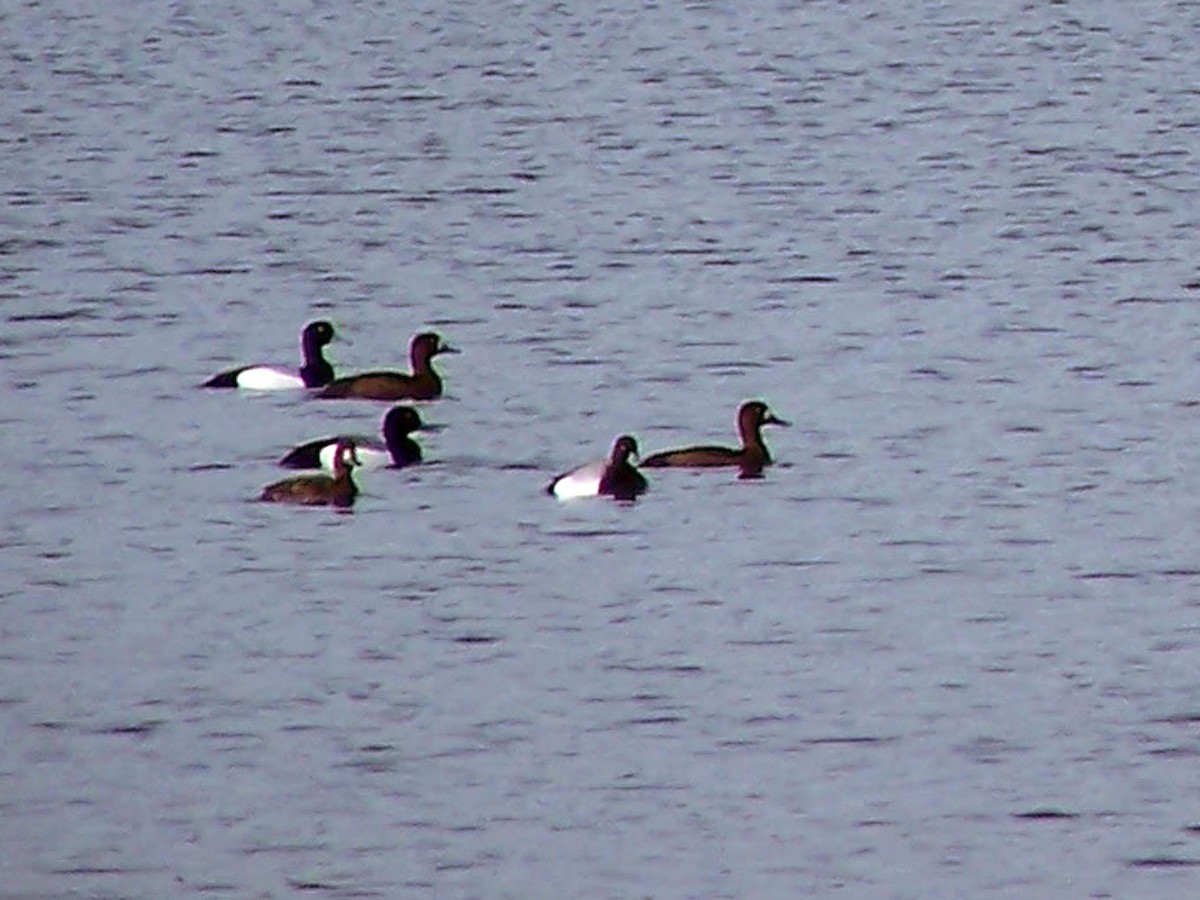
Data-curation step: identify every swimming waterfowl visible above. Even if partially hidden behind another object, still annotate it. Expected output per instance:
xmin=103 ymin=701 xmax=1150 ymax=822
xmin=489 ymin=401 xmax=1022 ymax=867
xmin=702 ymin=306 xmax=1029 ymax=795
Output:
xmin=278 ymin=406 xmax=426 ymax=470
xmin=259 ymin=440 xmax=360 ymax=507
xmin=547 ymin=435 xmax=648 ymax=501
xmin=203 ymin=320 xmax=336 ymax=390
xmin=641 ymin=401 xmax=788 ymax=472
xmin=317 ymin=332 xmax=457 ymax=400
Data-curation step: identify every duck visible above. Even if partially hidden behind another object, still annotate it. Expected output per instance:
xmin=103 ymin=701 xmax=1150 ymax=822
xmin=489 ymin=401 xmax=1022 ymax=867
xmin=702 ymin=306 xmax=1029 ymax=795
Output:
xmin=259 ymin=440 xmax=360 ymax=507
xmin=317 ymin=332 xmax=457 ymax=400
xmin=641 ymin=400 xmax=788 ymax=474
xmin=278 ymin=405 xmax=426 ymax=470
xmin=203 ymin=320 xmax=336 ymax=390
xmin=547 ymin=435 xmax=648 ymax=501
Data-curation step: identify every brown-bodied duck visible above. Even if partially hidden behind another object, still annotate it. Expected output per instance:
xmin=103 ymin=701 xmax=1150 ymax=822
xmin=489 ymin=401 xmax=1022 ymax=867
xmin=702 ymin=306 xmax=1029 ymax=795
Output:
xmin=278 ymin=406 xmax=426 ymax=470
xmin=547 ymin=435 xmax=648 ymax=501
xmin=259 ymin=440 xmax=360 ymax=507
xmin=317 ymin=332 xmax=457 ymax=400
xmin=641 ymin=401 xmax=788 ymax=473
xmin=203 ymin=320 xmax=336 ymax=390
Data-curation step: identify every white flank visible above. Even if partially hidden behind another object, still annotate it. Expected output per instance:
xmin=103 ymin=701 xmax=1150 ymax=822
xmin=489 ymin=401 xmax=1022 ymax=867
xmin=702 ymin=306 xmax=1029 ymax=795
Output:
xmin=236 ymin=366 xmax=306 ymax=390
xmin=550 ymin=460 xmax=604 ymax=500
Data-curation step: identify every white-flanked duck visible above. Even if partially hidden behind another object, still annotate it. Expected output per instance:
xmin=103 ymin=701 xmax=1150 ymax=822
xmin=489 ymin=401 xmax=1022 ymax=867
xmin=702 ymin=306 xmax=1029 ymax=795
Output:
xmin=204 ymin=320 xmax=336 ymax=390
xmin=278 ymin=406 xmax=426 ymax=471
xmin=547 ymin=435 xmax=648 ymax=501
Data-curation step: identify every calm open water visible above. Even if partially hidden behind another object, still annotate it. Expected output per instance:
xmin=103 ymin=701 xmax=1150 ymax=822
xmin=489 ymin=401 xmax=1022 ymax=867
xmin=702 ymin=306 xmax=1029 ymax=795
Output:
xmin=3 ymin=1 xmax=1200 ymax=897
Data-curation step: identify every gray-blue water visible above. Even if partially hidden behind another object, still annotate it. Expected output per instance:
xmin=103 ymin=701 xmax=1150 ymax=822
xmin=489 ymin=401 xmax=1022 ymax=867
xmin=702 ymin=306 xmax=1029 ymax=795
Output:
xmin=3 ymin=1 xmax=1200 ymax=896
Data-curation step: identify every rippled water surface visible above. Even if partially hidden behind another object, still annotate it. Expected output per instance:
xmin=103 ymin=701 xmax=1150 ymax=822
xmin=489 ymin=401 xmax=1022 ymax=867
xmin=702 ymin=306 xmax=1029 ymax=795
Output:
xmin=4 ymin=1 xmax=1200 ymax=897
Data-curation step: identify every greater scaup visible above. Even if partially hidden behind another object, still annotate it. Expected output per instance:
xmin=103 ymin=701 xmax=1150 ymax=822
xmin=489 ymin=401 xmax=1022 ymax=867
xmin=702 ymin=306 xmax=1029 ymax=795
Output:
xmin=259 ymin=439 xmax=360 ymax=507
xmin=278 ymin=405 xmax=426 ymax=470
xmin=641 ymin=400 xmax=788 ymax=472
xmin=547 ymin=435 xmax=648 ymax=501
xmin=317 ymin=332 xmax=457 ymax=400
xmin=203 ymin=320 xmax=336 ymax=390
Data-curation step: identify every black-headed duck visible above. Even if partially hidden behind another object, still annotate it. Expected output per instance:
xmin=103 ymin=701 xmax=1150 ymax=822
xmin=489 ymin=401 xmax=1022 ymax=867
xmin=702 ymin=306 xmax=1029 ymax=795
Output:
xmin=547 ymin=435 xmax=648 ymax=501
xmin=204 ymin=320 xmax=335 ymax=390
xmin=278 ymin=406 xmax=426 ymax=470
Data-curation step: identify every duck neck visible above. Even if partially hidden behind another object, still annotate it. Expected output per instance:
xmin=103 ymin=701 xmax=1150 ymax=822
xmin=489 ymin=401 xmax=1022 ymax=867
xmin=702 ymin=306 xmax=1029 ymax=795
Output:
xmin=739 ymin=421 xmax=771 ymax=463
xmin=332 ymin=446 xmax=355 ymax=479
xmin=411 ymin=346 xmax=437 ymax=375
xmin=300 ymin=337 xmax=333 ymax=386
xmin=410 ymin=351 xmax=442 ymax=392
xmin=386 ymin=434 xmax=421 ymax=465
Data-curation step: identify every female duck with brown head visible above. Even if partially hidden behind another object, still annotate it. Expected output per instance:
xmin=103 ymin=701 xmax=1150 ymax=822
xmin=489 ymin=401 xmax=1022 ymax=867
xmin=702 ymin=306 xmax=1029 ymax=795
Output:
xmin=547 ymin=435 xmax=648 ymax=502
xmin=641 ymin=401 xmax=788 ymax=473
xmin=259 ymin=440 xmax=361 ymax=507
xmin=317 ymin=332 xmax=457 ymax=401
xmin=203 ymin=320 xmax=336 ymax=390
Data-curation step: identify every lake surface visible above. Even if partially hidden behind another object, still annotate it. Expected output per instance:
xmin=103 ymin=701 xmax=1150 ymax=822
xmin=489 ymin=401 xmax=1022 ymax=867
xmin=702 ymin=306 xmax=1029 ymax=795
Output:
xmin=3 ymin=1 xmax=1200 ymax=897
